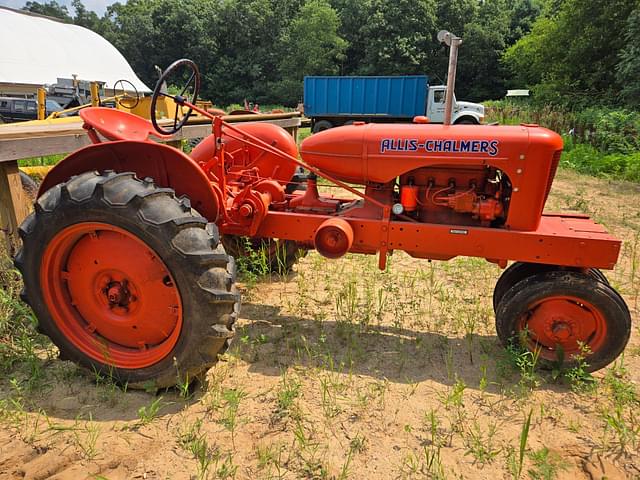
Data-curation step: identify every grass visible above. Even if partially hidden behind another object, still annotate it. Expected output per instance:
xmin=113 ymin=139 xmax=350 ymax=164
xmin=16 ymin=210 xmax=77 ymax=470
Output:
xmin=484 ymin=102 xmax=640 ymax=182
xmin=0 ymin=168 xmax=638 ymax=477
xmin=18 ymin=154 xmax=65 ymax=168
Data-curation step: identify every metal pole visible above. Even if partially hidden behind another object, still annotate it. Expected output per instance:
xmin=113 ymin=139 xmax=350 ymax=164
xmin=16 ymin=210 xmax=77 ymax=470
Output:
xmin=36 ymin=88 xmax=46 ymax=120
xmin=90 ymin=82 xmax=100 ymax=107
xmin=443 ymin=35 xmax=461 ymax=126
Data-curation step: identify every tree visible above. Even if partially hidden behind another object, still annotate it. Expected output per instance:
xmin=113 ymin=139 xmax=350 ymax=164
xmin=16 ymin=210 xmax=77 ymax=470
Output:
xmin=428 ymin=0 xmax=478 ymax=84
xmin=276 ymin=0 xmax=346 ymax=102
xmin=330 ymin=0 xmax=371 ymax=74
xmin=72 ymin=0 xmax=102 ymax=31
xmin=101 ymin=0 xmax=164 ymax=87
xmin=616 ymin=6 xmax=640 ymax=106
xmin=356 ymin=0 xmax=437 ymax=75
xmin=22 ymin=1 xmax=72 ymax=21
xmin=505 ymin=0 xmax=541 ymax=45
xmin=503 ymin=0 xmax=638 ymax=107
xmin=456 ymin=0 xmax=511 ymax=101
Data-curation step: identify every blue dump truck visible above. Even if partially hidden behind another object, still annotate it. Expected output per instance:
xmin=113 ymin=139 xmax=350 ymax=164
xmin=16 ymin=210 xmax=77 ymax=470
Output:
xmin=303 ymin=75 xmax=485 ymax=133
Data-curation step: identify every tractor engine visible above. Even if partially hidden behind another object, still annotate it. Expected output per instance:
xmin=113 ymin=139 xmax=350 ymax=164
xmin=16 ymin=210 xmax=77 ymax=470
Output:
xmin=395 ymin=166 xmax=508 ymax=227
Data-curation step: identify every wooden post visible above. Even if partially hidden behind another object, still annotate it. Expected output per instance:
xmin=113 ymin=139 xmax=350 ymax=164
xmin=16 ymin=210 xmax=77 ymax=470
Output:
xmin=0 ymin=161 xmax=31 ymax=255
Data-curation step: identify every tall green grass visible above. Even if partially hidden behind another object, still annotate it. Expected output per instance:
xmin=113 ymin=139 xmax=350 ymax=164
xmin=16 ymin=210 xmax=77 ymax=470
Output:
xmin=485 ymin=101 xmax=640 ymax=182
xmin=18 ymin=154 xmax=65 ymax=168
xmin=561 ymin=139 xmax=640 ymax=182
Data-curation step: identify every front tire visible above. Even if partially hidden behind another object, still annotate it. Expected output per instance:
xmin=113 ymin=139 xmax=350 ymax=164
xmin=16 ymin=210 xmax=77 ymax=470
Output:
xmin=15 ymin=171 xmax=239 ymax=389
xmin=495 ymin=271 xmax=630 ymax=372
xmin=493 ymin=262 xmax=609 ymax=312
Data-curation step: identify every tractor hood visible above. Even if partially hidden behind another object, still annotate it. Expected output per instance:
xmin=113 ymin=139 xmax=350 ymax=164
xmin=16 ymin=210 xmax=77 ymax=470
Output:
xmin=300 ymin=122 xmax=560 ymax=185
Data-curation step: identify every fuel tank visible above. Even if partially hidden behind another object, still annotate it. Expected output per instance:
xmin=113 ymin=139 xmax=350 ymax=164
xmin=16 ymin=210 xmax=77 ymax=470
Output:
xmin=299 ymin=122 xmax=562 ymax=185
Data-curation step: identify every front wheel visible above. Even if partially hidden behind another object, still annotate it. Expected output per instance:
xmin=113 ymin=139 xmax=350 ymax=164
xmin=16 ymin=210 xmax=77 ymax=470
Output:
xmin=495 ymin=271 xmax=631 ymax=372
xmin=15 ymin=171 xmax=239 ymax=389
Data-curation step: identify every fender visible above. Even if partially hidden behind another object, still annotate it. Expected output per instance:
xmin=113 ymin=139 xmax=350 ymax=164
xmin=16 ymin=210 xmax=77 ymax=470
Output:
xmin=38 ymin=140 xmax=220 ymax=221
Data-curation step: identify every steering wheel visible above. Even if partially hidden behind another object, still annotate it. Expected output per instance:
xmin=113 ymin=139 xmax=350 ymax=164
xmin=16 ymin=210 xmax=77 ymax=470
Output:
xmin=112 ymin=79 xmax=140 ymax=109
xmin=151 ymin=58 xmax=200 ymax=135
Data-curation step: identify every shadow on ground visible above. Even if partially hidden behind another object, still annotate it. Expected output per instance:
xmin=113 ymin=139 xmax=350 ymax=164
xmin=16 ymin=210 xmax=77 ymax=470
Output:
xmin=236 ymin=301 xmax=566 ymax=394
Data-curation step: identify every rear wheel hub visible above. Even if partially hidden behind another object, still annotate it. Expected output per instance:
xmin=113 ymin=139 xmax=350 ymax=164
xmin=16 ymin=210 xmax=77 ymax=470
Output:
xmin=41 ymin=223 xmax=183 ymax=368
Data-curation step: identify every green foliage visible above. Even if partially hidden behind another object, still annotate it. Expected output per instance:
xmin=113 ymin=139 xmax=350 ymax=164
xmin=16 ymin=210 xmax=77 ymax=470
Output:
xmin=21 ymin=0 xmax=640 ymax=109
xmin=503 ymin=0 xmax=638 ymax=107
xmin=617 ymin=7 xmax=640 ymax=107
xmin=356 ymin=0 xmax=437 ymax=76
xmin=574 ymin=108 xmax=640 ymax=154
xmin=23 ymin=0 xmax=72 ymax=21
xmin=0 ymin=258 xmax=49 ymax=385
xmin=276 ymin=0 xmax=346 ymax=102
xmin=486 ymin=101 xmax=640 ymax=181
xmin=560 ymin=144 xmax=640 ymax=183
xmin=527 ymin=447 xmax=568 ymax=480
xmin=23 ymin=0 xmax=538 ymax=104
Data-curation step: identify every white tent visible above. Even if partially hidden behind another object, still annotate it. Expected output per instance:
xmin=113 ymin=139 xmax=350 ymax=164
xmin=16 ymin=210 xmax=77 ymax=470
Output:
xmin=0 ymin=7 xmax=150 ymax=92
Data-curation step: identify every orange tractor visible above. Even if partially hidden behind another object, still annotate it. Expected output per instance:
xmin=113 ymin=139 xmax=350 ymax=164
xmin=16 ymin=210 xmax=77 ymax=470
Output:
xmin=15 ymin=60 xmax=631 ymax=388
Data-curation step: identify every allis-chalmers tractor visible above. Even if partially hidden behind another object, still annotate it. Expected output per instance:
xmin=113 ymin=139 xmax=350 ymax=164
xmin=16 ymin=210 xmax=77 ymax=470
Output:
xmin=15 ymin=60 xmax=631 ymax=388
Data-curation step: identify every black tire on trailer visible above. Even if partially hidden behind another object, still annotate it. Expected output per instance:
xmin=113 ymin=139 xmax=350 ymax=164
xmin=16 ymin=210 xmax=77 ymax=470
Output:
xmin=493 ymin=262 xmax=609 ymax=312
xmin=14 ymin=171 xmax=240 ymax=389
xmin=312 ymin=120 xmax=333 ymax=133
xmin=19 ymin=171 xmax=39 ymax=201
xmin=495 ymin=271 xmax=630 ymax=372
xmin=221 ymin=235 xmax=306 ymax=274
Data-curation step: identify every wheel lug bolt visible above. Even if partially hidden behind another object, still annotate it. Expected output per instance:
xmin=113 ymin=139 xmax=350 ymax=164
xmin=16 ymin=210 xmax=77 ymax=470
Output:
xmin=107 ymin=283 xmax=124 ymax=304
xmin=552 ymin=323 xmax=571 ymax=340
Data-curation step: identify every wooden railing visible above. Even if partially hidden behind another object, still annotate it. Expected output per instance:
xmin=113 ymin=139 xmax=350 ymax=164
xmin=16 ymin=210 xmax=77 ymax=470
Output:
xmin=0 ymin=112 xmax=301 ymax=253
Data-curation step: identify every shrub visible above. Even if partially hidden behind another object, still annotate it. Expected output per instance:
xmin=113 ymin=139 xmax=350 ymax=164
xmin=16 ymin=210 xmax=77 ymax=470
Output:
xmin=574 ymin=108 xmax=640 ymax=154
xmin=560 ymin=142 xmax=640 ymax=182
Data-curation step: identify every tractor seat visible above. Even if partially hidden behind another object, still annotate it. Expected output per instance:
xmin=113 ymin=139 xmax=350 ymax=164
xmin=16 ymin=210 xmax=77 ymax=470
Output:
xmin=79 ymin=107 xmax=168 ymax=142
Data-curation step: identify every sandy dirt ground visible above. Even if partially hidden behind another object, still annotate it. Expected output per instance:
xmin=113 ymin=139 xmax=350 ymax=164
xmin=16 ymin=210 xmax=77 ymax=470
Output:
xmin=0 ymin=169 xmax=639 ymax=479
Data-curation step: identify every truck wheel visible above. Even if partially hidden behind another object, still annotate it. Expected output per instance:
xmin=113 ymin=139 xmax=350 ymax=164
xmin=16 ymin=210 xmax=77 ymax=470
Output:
xmin=495 ymin=271 xmax=630 ymax=372
xmin=221 ymin=235 xmax=306 ymax=275
xmin=493 ymin=262 xmax=609 ymax=312
xmin=312 ymin=120 xmax=333 ymax=133
xmin=14 ymin=171 xmax=239 ymax=389
xmin=455 ymin=118 xmax=477 ymax=125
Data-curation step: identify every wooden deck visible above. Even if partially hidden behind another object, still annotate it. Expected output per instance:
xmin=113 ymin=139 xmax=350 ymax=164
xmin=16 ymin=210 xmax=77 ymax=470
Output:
xmin=0 ymin=112 xmax=301 ymax=253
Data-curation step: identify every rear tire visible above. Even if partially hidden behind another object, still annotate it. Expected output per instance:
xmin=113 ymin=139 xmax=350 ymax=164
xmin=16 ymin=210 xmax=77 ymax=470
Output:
xmin=15 ymin=171 xmax=240 ymax=389
xmin=495 ymin=271 xmax=630 ymax=372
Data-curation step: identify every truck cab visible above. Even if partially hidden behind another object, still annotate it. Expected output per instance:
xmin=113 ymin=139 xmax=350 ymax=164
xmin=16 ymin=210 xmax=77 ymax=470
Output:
xmin=426 ymin=86 xmax=484 ymax=124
